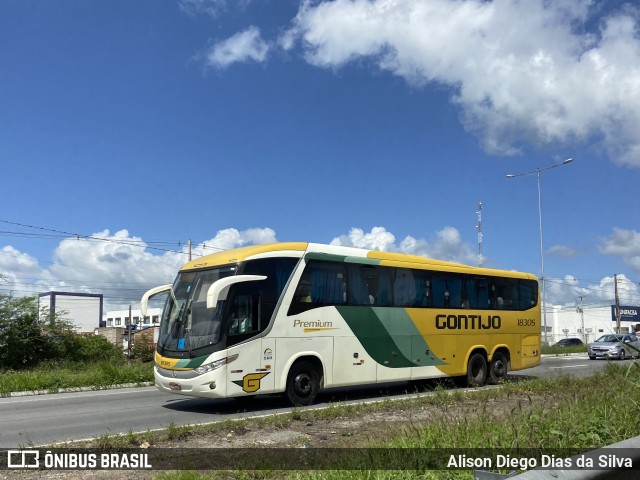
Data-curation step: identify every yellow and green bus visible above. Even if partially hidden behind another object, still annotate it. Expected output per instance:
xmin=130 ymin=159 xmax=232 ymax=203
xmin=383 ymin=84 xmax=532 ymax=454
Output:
xmin=141 ymin=242 xmax=540 ymax=406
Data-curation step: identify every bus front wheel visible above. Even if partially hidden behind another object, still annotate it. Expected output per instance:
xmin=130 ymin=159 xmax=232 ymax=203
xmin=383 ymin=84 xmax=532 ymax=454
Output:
xmin=488 ymin=352 xmax=508 ymax=385
xmin=466 ymin=353 xmax=488 ymax=387
xmin=286 ymin=361 xmax=320 ymax=407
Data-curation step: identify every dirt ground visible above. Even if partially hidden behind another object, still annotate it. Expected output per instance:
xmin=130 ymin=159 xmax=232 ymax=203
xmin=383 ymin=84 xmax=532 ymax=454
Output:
xmin=2 ymin=391 xmax=539 ymax=480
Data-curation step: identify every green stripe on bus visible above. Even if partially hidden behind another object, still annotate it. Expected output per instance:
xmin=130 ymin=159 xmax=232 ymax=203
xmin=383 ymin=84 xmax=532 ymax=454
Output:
xmin=174 ymin=355 xmax=208 ymax=369
xmin=336 ymin=306 xmax=415 ymax=367
xmin=304 ymin=253 xmax=348 ymax=262
xmin=304 ymin=252 xmax=380 ymax=265
xmin=335 ymin=306 xmax=445 ymax=367
xmin=372 ymin=307 xmax=419 ymax=361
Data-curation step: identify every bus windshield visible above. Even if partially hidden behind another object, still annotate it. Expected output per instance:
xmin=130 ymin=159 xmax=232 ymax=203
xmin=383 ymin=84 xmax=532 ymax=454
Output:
xmin=157 ymin=266 xmax=236 ymax=356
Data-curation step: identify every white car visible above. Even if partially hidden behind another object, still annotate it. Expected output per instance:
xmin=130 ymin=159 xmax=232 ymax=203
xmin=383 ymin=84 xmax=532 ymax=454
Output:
xmin=588 ymin=334 xmax=640 ymax=360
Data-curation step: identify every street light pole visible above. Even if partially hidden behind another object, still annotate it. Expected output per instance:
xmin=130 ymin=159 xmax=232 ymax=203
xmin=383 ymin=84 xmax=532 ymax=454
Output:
xmin=507 ymin=157 xmax=574 ymax=346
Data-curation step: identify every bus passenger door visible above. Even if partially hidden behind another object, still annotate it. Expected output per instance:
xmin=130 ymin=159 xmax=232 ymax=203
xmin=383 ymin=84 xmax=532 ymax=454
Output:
xmin=225 ymin=290 xmax=275 ymax=397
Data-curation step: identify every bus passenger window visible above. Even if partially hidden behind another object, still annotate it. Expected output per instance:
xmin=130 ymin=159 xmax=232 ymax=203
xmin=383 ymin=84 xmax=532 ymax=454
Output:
xmin=464 ymin=277 xmax=489 ymax=309
xmin=490 ymin=278 xmax=519 ymax=310
xmin=288 ymin=261 xmax=347 ymax=315
xmin=393 ymin=269 xmax=416 ymax=306
xmin=408 ymin=270 xmax=431 ymax=307
xmin=348 ymin=265 xmax=372 ymax=306
xmin=424 ymin=279 xmax=432 ymax=307
xmin=348 ymin=265 xmax=390 ymax=306
xmin=519 ymin=280 xmax=538 ymax=309
xmin=432 ymin=275 xmax=447 ymax=308
xmin=228 ymin=294 xmax=256 ymax=336
xmin=376 ymin=268 xmax=393 ymax=306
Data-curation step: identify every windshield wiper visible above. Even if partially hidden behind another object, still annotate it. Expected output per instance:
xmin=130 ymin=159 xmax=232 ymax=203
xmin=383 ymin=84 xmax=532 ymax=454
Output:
xmin=169 ymin=301 xmax=187 ymax=338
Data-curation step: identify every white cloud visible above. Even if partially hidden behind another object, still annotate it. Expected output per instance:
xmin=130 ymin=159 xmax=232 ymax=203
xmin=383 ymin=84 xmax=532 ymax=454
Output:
xmin=0 ymin=245 xmax=52 ymax=296
xmin=599 ymin=227 xmax=640 ymax=275
xmin=179 ymin=0 xmax=253 ymax=18
xmin=330 ymin=226 xmax=396 ymax=251
xmin=330 ymin=225 xmax=477 ymax=265
xmin=178 ymin=0 xmax=227 ymax=18
xmin=280 ymin=0 xmax=640 ymax=166
xmin=545 ymin=275 xmax=588 ymax=306
xmin=191 ymin=227 xmax=277 ymax=257
xmin=547 ymin=245 xmax=577 ymax=257
xmin=3 ymin=223 xmax=636 ymax=312
xmin=205 ymin=26 xmax=270 ymax=68
xmin=0 ymin=227 xmax=277 ymax=312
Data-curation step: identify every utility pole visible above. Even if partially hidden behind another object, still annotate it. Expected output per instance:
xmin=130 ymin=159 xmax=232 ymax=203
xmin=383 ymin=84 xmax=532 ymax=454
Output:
xmin=188 ymin=239 xmax=192 ymax=261
xmin=614 ymin=274 xmax=620 ymax=334
xmin=127 ymin=304 xmax=132 ymax=362
xmin=577 ymin=296 xmax=585 ymax=343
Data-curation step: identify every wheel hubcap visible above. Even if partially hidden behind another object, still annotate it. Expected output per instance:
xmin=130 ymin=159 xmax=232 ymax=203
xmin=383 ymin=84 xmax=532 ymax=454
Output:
xmin=295 ymin=373 xmax=311 ymax=396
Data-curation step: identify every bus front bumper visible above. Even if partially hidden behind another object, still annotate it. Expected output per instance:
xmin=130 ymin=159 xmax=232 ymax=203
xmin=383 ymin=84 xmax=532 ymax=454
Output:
xmin=154 ymin=366 xmax=227 ymax=398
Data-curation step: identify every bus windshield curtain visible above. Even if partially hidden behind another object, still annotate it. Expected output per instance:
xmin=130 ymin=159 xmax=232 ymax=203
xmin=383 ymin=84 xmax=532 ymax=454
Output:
xmin=311 ymin=268 xmax=344 ymax=304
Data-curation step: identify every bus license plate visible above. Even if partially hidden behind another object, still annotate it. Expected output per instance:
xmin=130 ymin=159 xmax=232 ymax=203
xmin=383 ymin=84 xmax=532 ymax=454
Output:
xmin=169 ymin=382 xmax=181 ymax=391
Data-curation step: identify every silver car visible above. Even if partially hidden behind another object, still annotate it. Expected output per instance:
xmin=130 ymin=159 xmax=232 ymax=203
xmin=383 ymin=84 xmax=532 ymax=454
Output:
xmin=588 ymin=334 xmax=640 ymax=360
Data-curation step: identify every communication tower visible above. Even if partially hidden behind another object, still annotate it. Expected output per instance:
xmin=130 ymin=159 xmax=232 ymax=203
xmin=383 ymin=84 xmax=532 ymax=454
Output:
xmin=477 ymin=201 xmax=483 ymax=267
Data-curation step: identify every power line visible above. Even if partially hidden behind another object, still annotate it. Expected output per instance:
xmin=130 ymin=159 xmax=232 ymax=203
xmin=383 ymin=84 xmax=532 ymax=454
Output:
xmin=0 ymin=218 xmax=234 ymax=255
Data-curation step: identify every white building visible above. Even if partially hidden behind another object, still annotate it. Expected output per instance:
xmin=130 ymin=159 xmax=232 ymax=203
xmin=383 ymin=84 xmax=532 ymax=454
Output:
xmin=38 ymin=291 xmax=103 ymax=333
xmin=104 ymin=307 xmax=163 ymax=329
xmin=545 ymin=303 xmax=640 ymax=344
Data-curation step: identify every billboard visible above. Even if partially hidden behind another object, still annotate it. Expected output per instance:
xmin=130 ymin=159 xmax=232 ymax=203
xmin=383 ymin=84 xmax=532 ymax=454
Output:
xmin=611 ymin=305 xmax=640 ymax=322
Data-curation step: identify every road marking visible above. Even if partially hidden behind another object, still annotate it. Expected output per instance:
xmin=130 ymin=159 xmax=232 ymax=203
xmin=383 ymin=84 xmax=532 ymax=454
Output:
xmin=0 ymin=387 xmax=157 ymax=404
xmin=549 ymin=365 xmax=588 ymax=369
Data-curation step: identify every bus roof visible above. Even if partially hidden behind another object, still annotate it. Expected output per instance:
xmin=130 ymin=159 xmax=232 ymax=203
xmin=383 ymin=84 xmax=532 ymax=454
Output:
xmin=179 ymin=242 xmax=536 ymax=279
xmin=180 ymin=242 xmax=309 ymax=271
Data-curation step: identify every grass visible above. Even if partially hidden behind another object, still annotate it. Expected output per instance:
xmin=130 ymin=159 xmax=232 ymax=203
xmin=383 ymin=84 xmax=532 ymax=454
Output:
xmin=541 ymin=344 xmax=587 ymax=355
xmin=0 ymin=360 xmax=153 ymax=394
xmin=10 ymin=356 xmax=639 ymax=479
xmin=0 ymin=346 xmax=588 ymax=395
xmin=130 ymin=363 xmax=639 ymax=480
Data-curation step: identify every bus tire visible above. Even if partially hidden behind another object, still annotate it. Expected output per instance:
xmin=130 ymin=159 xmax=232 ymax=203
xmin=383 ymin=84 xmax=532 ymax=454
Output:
xmin=466 ymin=353 xmax=488 ymax=387
xmin=488 ymin=352 xmax=508 ymax=385
xmin=286 ymin=360 xmax=320 ymax=407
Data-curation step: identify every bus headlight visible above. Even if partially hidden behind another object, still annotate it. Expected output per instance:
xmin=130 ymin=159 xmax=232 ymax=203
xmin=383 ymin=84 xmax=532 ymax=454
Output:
xmin=194 ymin=354 xmax=238 ymax=375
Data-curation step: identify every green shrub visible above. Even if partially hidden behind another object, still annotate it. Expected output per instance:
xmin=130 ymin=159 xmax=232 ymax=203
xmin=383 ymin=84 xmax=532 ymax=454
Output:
xmin=130 ymin=337 xmax=155 ymax=363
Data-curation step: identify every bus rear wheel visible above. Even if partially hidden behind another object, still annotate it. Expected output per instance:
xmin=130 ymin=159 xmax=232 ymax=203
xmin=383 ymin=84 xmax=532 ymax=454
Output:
xmin=488 ymin=352 xmax=508 ymax=385
xmin=286 ymin=361 xmax=320 ymax=407
xmin=466 ymin=353 xmax=488 ymax=387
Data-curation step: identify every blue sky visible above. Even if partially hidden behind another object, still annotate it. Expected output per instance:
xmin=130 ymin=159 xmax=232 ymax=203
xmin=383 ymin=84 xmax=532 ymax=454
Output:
xmin=1 ymin=0 xmax=640 ymax=313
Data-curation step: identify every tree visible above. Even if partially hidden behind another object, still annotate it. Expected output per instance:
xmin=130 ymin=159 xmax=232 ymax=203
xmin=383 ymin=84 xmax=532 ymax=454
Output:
xmin=0 ymin=293 xmax=76 ymax=370
xmin=0 ymin=294 xmax=47 ymax=369
xmin=130 ymin=331 xmax=155 ymax=363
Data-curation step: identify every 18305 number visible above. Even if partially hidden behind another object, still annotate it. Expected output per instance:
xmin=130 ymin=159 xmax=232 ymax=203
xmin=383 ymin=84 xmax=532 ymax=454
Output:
xmin=517 ymin=318 xmax=536 ymax=326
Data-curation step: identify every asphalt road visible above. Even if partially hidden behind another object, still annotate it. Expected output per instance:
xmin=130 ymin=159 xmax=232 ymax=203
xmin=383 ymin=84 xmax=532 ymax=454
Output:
xmin=0 ymin=354 xmax=631 ymax=448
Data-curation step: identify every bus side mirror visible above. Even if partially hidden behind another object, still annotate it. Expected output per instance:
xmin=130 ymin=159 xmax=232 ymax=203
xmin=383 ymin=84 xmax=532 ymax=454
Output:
xmin=141 ymin=284 xmax=172 ymax=316
xmin=206 ymin=275 xmax=267 ymax=309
